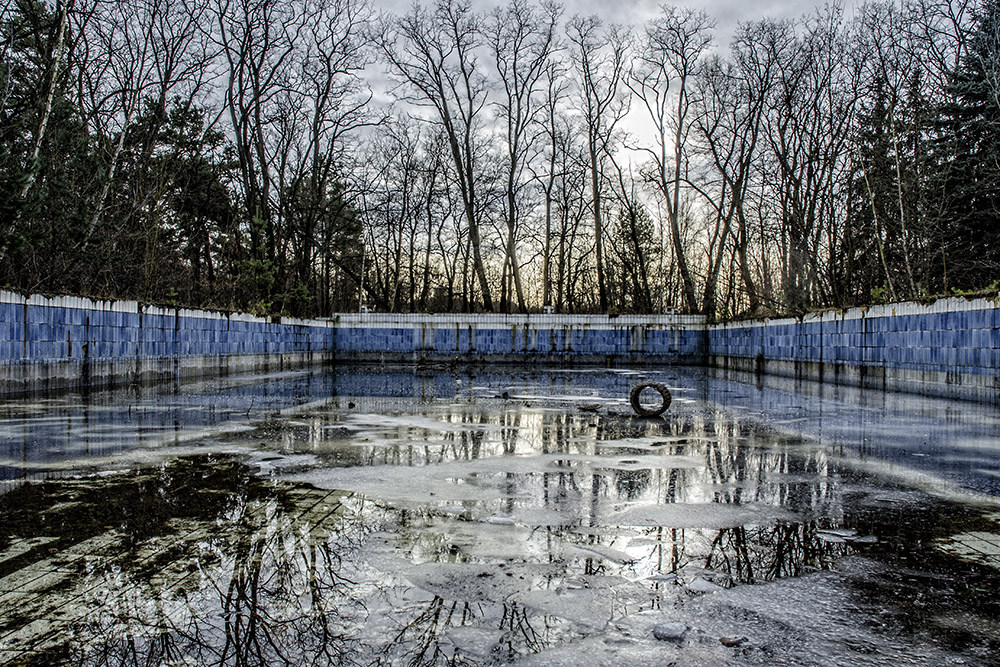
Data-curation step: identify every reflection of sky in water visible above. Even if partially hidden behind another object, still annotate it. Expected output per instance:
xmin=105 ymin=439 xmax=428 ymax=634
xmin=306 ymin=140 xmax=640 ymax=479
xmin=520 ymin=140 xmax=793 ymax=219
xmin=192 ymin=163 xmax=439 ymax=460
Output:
xmin=280 ymin=402 xmax=832 ymax=525
xmin=327 ymin=365 xmax=1000 ymax=500
xmin=0 ymin=371 xmax=338 ymax=483
xmin=2 ymin=365 xmax=999 ymax=664
xmin=698 ymin=371 xmax=1000 ymax=498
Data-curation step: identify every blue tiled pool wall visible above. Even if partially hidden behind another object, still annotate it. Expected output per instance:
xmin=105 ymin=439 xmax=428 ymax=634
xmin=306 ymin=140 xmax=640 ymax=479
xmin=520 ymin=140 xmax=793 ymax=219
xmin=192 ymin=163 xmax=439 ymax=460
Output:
xmin=3 ymin=294 xmax=995 ymax=372
xmin=332 ymin=323 xmax=707 ymax=362
xmin=708 ymin=305 xmax=1000 ymax=375
xmin=4 ymin=290 xmax=999 ymax=401
xmin=0 ymin=298 xmax=335 ymax=364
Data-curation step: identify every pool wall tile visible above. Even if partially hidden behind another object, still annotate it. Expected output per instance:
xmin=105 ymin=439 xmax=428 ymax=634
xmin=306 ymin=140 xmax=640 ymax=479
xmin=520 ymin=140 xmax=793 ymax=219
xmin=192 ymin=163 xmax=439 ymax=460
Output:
xmin=2 ymin=290 xmax=999 ymax=403
xmin=0 ymin=290 xmax=336 ymax=396
xmin=706 ymin=294 xmax=1000 ymax=403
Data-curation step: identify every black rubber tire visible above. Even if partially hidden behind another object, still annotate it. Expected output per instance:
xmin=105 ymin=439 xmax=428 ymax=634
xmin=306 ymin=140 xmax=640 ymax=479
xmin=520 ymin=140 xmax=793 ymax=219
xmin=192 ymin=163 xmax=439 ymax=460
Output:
xmin=629 ymin=381 xmax=672 ymax=417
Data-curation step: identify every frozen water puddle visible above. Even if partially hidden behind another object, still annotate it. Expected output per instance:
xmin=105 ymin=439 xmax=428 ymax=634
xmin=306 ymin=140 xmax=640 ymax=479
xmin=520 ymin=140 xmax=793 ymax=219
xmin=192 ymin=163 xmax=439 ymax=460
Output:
xmin=1 ymin=398 xmax=999 ymax=665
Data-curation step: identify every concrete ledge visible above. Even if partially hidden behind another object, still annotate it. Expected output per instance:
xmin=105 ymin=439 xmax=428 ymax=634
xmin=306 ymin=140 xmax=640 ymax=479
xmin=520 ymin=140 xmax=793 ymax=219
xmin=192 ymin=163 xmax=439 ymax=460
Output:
xmin=333 ymin=312 xmax=705 ymax=327
xmin=331 ymin=313 xmax=707 ymax=362
xmin=332 ymin=351 xmax=702 ymax=366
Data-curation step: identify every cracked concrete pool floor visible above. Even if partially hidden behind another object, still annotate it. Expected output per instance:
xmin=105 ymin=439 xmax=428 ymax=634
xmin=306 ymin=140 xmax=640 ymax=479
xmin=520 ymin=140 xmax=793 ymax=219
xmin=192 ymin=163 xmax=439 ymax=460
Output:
xmin=0 ymin=366 xmax=999 ymax=665
xmin=939 ymin=521 xmax=1000 ymax=568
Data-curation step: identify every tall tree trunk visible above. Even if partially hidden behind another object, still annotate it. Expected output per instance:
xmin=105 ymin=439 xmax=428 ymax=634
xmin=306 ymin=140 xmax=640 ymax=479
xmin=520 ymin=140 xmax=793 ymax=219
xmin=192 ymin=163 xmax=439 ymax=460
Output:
xmin=20 ymin=1 xmax=69 ymax=201
xmin=589 ymin=141 xmax=608 ymax=311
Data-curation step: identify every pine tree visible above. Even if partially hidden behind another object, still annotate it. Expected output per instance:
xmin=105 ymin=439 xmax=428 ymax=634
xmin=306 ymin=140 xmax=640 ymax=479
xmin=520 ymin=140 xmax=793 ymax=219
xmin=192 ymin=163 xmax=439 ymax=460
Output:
xmin=932 ymin=0 xmax=1000 ymax=291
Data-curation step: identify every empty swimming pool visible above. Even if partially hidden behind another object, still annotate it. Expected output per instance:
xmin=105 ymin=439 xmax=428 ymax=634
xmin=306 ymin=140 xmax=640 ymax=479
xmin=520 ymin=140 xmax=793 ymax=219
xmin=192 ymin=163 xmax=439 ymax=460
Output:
xmin=0 ymin=365 xmax=998 ymax=665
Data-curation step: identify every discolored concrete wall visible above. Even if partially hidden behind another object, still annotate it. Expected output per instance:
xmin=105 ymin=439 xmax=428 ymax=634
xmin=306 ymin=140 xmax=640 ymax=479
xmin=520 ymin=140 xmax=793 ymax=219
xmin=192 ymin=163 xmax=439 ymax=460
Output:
xmin=0 ymin=292 xmax=707 ymax=396
xmin=331 ymin=312 xmax=708 ymax=365
xmin=708 ymin=296 xmax=1000 ymax=403
xmin=3 ymin=289 xmax=999 ymax=403
xmin=0 ymin=291 xmax=335 ymax=396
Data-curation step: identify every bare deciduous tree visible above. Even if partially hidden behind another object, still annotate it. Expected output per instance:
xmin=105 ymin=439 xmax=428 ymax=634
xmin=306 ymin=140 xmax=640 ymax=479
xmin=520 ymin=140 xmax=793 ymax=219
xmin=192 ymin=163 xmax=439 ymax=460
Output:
xmin=568 ymin=14 xmax=630 ymax=312
xmin=380 ymin=0 xmax=495 ymax=312
xmin=628 ymin=5 xmax=714 ymax=314
xmin=486 ymin=0 xmax=560 ymax=313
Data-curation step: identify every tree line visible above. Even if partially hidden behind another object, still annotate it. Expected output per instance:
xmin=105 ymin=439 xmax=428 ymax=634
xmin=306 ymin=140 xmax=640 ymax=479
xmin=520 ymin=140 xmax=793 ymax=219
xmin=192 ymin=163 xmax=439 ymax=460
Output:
xmin=1 ymin=0 xmax=998 ymax=318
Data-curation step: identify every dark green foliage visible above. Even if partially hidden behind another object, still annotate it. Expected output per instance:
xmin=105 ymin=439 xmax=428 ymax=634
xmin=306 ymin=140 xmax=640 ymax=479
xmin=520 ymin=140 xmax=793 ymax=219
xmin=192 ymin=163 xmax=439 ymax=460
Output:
xmin=0 ymin=1 xmax=360 ymax=317
xmin=845 ymin=72 xmax=925 ymax=305
xmin=608 ymin=202 xmax=657 ymax=313
xmin=931 ymin=0 xmax=1000 ymax=291
xmin=833 ymin=0 xmax=1000 ymax=309
xmin=0 ymin=0 xmax=102 ymax=293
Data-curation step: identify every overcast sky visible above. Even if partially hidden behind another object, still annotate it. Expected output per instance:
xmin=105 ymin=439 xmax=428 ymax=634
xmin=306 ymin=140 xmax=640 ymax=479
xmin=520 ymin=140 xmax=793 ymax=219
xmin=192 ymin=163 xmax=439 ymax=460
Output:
xmin=367 ymin=0 xmax=837 ymax=149
xmin=373 ymin=0 xmax=833 ymax=48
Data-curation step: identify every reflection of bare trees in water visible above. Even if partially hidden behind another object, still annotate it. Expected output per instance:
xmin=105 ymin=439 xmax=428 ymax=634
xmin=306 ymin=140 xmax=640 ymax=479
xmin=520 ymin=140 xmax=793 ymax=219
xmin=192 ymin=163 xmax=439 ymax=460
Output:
xmin=493 ymin=603 xmax=545 ymax=662
xmin=64 ymin=484 xmax=375 ymax=665
xmin=214 ymin=500 xmax=368 ymax=665
xmin=586 ymin=409 xmax=836 ymax=515
xmin=691 ymin=411 xmax=848 ymax=585
xmin=542 ymin=413 xmax=581 ymax=513
xmin=641 ymin=526 xmax=687 ymax=577
xmin=523 ymin=408 xmax=851 ymax=591
xmin=382 ymin=596 xmax=477 ymax=666
xmin=502 ymin=411 xmax=522 ymax=515
xmin=298 ymin=402 xmax=836 ymax=522
xmin=696 ymin=410 xmax=836 ymax=514
xmin=61 ymin=402 xmax=846 ymax=665
xmin=706 ymin=523 xmax=852 ymax=585
xmin=378 ymin=598 xmax=551 ymax=667
xmin=614 ymin=469 xmax=652 ymax=500
xmin=48 ymin=465 xmax=565 ymax=667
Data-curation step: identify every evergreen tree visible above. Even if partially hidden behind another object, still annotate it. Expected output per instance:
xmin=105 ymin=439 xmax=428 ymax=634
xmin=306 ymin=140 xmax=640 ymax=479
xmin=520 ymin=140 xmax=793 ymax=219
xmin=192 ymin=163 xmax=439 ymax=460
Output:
xmin=932 ymin=0 xmax=1000 ymax=291
xmin=0 ymin=1 xmax=103 ymax=293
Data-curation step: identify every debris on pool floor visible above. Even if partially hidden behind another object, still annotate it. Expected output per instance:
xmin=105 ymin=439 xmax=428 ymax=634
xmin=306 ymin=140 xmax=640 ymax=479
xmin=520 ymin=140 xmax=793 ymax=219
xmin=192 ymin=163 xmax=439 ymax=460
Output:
xmin=0 ymin=366 xmax=999 ymax=665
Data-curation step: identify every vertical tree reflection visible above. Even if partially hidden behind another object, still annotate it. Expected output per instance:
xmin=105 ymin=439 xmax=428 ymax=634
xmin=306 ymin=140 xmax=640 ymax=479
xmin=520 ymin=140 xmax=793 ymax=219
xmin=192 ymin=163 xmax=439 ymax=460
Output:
xmin=706 ymin=523 xmax=852 ymax=584
xmin=7 ymin=393 xmax=869 ymax=664
xmin=42 ymin=460 xmax=375 ymax=665
xmin=380 ymin=597 xmax=553 ymax=666
xmin=383 ymin=596 xmax=475 ymax=666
